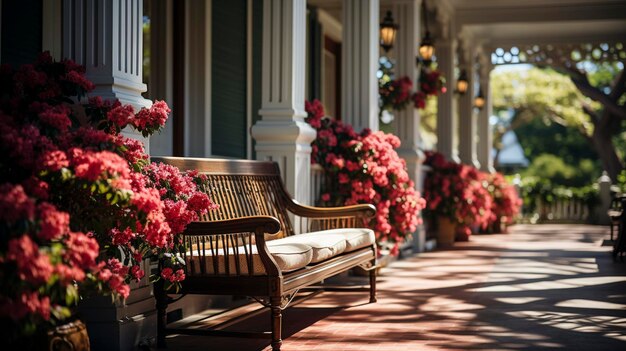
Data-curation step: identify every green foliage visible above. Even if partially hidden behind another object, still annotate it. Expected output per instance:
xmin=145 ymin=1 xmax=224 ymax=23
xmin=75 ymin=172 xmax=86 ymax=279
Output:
xmin=617 ymin=169 xmax=626 ymax=193
xmin=490 ymin=66 xmax=619 ymax=185
xmin=522 ymin=153 xmax=598 ymax=187
xmin=516 ymin=175 xmax=600 ymax=216
xmin=492 ymin=67 xmax=597 ymax=137
xmin=585 ymin=61 xmax=623 ymax=91
xmin=515 ymin=116 xmax=599 ymax=166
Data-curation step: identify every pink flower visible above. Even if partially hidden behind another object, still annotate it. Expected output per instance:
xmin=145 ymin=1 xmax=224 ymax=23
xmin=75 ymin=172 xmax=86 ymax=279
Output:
xmin=37 ymin=202 xmax=70 ymax=240
xmin=70 ymin=149 xmax=130 ymax=182
xmin=161 ymin=267 xmax=173 ymax=280
xmin=110 ymin=227 xmax=135 ymax=246
xmin=6 ymin=235 xmax=54 ymax=284
xmin=107 ymin=104 xmax=135 ymax=129
xmin=131 ymin=265 xmax=145 ymax=280
xmin=36 ymin=103 xmax=72 ymax=131
xmin=1 ymin=291 xmax=51 ymax=321
xmin=39 ymin=150 xmax=69 ymax=172
xmin=56 ymin=263 xmax=86 ymax=284
xmin=133 ymin=100 xmax=171 ymax=131
xmin=65 ymin=231 xmax=100 ymax=268
xmin=22 ymin=177 xmax=49 ymax=199
xmin=0 ymin=184 xmax=36 ymax=222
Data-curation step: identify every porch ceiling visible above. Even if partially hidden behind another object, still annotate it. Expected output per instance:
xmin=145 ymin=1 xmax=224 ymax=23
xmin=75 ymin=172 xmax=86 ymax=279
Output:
xmin=452 ymin=0 xmax=626 ymax=50
xmin=308 ymin=0 xmax=626 ymax=51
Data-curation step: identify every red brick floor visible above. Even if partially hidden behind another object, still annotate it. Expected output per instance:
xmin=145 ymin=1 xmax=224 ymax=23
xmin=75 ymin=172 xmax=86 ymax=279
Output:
xmin=163 ymin=224 xmax=626 ymax=350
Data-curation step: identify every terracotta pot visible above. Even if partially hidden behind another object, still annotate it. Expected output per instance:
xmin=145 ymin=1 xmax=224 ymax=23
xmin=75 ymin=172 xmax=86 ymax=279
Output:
xmin=437 ymin=217 xmax=456 ymax=247
xmin=48 ymin=319 xmax=90 ymax=351
xmin=491 ymin=217 xmax=508 ymax=234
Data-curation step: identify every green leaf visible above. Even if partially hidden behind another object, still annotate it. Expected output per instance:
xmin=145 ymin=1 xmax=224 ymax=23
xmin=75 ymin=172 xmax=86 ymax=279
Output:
xmin=65 ymin=284 xmax=79 ymax=306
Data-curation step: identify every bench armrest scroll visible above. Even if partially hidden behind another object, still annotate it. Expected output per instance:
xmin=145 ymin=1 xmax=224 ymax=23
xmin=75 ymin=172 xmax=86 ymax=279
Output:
xmin=287 ymin=200 xmax=376 ymax=219
xmin=183 ymin=216 xmax=282 ymax=276
xmin=183 ymin=216 xmax=282 ymax=236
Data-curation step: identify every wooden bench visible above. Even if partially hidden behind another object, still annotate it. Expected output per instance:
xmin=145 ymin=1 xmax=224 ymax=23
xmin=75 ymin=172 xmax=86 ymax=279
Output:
xmin=152 ymin=157 xmax=377 ymax=351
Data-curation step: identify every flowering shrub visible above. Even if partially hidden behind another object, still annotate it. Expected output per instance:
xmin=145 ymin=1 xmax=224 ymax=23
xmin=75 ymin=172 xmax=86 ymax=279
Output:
xmin=0 ymin=52 xmax=216 ymax=338
xmin=419 ymin=68 xmax=447 ymax=96
xmin=379 ymin=76 xmax=414 ymax=111
xmin=485 ymin=172 xmax=522 ymax=229
xmin=423 ymin=151 xmax=493 ymax=238
xmin=379 ymin=69 xmax=446 ymax=113
xmin=306 ymin=100 xmax=425 ymax=255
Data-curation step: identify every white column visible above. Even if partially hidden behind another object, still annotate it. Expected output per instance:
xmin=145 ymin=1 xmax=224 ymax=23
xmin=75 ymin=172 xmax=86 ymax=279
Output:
xmin=392 ymin=0 xmax=424 ymax=184
xmin=63 ymin=0 xmax=151 ymax=150
xmin=477 ymin=56 xmax=495 ymax=172
xmin=251 ymin=0 xmax=315 ymax=205
xmin=341 ymin=0 xmax=379 ymax=132
xmin=436 ymin=39 xmax=460 ymax=162
xmin=458 ymin=43 xmax=480 ymax=169
xmin=63 ymin=2 xmax=156 ymax=349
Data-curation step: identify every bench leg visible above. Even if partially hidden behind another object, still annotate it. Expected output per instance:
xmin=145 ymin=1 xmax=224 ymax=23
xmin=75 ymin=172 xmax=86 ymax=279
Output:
xmin=610 ymin=222 xmax=614 ymax=241
xmin=154 ymin=281 xmax=168 ymax=348
xmin=369 ymin=260 xmax=377 ymax=303
xmin=270 ymin=297 xmax=283 ymax=351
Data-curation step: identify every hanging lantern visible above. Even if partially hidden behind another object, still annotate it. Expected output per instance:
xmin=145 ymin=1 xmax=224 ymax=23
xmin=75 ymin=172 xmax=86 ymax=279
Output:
xmin=456 ymin=69 xmax=469 ymax=95
xmin=418 ymin=0 xmax=435 ymax=65
xmin=380 ymin=11 xmax=398 ymax=53
xmin=419 ymin=31 xmax=435 ymax=63
xmin=474 ymin=87 xmax=485 ymax=109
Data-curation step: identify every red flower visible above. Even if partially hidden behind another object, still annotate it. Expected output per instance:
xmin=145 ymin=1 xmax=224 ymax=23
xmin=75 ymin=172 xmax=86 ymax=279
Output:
xmin=133 ymin=100 xmax=171 ymax=132
xmin=6 ymin=235 xmax=54 ymax=285
xmin=37 ymin=202 xmax=70 ymax=240
xmin=130 ymin=265 xmax=145 ymax=280
xmin=65 ymin=231 xmax=99 ymax=269
xmin=107 ymin=103 xmax=135 ymax=129
xmin=0 ymin=184 xmax=36 ymax=222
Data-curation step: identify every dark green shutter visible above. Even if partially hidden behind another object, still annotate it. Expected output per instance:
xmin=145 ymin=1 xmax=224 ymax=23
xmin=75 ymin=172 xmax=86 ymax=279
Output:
xmin=1 ymin=0 xmax=42 ymax=66
xmin=251 ymin=0 xmax=263 ymax=159
xmin=211 ymin=0 xmax=247 ymax=159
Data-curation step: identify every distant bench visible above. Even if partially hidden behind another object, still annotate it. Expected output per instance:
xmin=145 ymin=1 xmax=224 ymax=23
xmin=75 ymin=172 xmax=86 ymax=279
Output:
xmin=152 ymin=157 xmax=378 ymax=351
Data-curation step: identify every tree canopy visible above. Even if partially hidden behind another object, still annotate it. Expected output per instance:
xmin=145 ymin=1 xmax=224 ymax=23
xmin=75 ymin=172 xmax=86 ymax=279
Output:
xmin=491 ymin=65 xmax=626 ymax=182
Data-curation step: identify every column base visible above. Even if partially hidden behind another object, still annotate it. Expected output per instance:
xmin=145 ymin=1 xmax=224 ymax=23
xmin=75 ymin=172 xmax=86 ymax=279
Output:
xmin=251 ymin=119 xmax=316 ymax=207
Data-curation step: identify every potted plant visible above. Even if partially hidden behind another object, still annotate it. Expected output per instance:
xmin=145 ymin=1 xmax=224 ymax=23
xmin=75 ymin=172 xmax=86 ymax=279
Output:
xmin=423 ymin=151 xmax=493 ymax=246
xmin=0 ymin=53 xmax=216 ymax=349
xmin=485 ymin=173 xmax=522 ymax=233
xmin=305 ymin=100 xmax=426 ymax=256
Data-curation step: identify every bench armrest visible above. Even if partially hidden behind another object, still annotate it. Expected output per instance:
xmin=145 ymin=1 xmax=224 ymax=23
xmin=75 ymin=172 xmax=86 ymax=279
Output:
xmin=286 ymin=200 xmax=376 ymax=219
xmin=184 ymin=215 xmax=281 ymax=236
xmin=182 ymin=216 xmax=282 ymax=276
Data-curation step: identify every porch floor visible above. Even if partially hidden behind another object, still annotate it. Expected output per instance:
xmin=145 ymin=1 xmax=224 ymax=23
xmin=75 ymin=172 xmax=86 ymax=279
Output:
xmin=161 ymin=224 xmax=626 ymax=350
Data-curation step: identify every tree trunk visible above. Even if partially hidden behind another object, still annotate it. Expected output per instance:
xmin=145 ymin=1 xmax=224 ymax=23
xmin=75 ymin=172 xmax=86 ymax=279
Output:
xmin=591 ymin=126 xmax=624 ymax=181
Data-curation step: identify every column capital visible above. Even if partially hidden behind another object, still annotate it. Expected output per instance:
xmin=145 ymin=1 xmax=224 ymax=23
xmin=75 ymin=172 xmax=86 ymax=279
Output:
xmin=62 ymin=0 xmax=151 ymax=111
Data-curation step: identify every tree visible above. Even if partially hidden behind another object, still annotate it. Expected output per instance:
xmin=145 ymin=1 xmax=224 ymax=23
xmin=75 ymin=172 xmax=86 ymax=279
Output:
xmin=555 ymin=62 xmax=626 ymax=181
xmin=491 ymin=66 xmax=625 ymax=180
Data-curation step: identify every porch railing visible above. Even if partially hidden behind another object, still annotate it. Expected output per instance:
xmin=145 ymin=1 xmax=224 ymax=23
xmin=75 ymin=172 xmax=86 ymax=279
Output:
xmin=532 ymin=197 xmax=591 ymax=223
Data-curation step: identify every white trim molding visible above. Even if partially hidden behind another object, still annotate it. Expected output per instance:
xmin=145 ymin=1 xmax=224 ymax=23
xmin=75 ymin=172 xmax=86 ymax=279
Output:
xmin=252 ymin=0 xmax=316 ymax=207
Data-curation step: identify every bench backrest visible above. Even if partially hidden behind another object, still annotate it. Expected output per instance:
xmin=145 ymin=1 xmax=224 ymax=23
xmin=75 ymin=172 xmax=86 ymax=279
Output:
xmin=151 ymin=156 xmax=296 ymax=237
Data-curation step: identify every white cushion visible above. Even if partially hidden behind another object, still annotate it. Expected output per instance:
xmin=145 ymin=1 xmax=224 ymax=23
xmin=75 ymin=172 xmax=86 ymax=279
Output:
xmin=187 ymin=243 xmax=312 ymax=275
xmin=304 ymin=228 xmax=375 ymax=252
xmin=270 ymin=232 xmax=347 ymax=263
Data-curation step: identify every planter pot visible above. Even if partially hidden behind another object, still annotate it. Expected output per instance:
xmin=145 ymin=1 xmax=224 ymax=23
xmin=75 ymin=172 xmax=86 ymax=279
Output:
xmin=48 ymin=319 xmax=90 ymax=351
xmin=456 ymin=225 xmax=472 ymax=241
xmin=490 ymin=217 xmax=508 ymax=234
xmin=436 ymin=217 xmax=456 ymax=247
